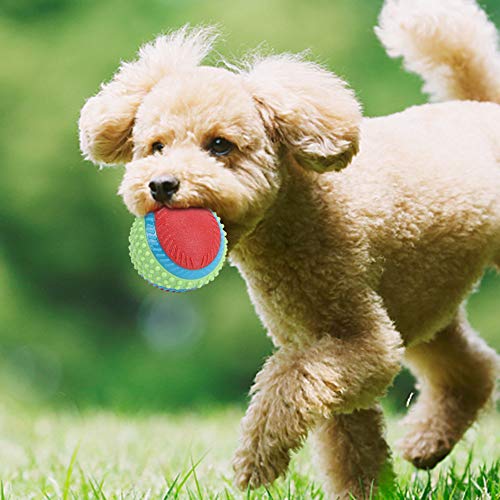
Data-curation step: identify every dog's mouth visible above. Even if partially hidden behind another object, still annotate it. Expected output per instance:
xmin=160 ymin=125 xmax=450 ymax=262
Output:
xmin=127 ymin=179 xmax=242 ymax=247
xmin=154 ymin=198 xmax=203 ymax=212
xmin=152 ymin=198 xmax=228 ymax=228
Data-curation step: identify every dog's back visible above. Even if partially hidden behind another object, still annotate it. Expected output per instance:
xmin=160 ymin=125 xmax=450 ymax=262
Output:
xmin=343 ymin=100 xmax=500 ymax=343
xmin=325 ymin=0 xmax=500 ymax=343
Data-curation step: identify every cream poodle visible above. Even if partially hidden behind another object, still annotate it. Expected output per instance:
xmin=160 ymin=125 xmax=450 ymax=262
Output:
xmin=79 ymin=0 xmax=499 ymax=497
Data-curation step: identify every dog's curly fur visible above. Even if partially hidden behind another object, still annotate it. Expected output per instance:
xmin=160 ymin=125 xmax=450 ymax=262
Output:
xmin=79 ymin=0 xmax=500 ymax=497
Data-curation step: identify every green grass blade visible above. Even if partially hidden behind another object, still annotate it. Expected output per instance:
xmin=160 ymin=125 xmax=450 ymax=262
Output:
xmin=62 ymin=444 xmax=80 ymax=500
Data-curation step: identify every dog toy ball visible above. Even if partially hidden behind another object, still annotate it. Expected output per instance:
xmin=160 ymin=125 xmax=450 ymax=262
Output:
xmin=129 ymin=207 xmax=227 ymax=292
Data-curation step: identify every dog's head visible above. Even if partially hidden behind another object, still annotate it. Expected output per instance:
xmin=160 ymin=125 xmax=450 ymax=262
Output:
xmin=79 ymin=27 xmax=361 ymax=246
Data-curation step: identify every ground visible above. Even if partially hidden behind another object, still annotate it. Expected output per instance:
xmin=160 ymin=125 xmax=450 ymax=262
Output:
xmin=0 ymin=404 xmax=497 ymax=499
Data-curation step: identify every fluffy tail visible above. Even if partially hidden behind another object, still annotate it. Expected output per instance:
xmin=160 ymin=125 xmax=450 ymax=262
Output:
xmin=375 ymin=0 xmax=500 ymax=103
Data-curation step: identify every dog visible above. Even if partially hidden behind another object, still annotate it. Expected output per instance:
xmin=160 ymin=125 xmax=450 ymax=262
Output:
xmin=79 ymin=0 xmax=500 ymax=497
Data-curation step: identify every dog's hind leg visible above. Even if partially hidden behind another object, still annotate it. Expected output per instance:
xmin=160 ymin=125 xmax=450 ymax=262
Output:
xmin=398 ymin=308 xmax=498 ymax=469
xmin=312 ymin=405 xmax=396 ymax=499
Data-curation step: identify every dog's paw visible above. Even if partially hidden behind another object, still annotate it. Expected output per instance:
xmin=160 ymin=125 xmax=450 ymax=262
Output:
xmin=397 ymin=430 xmax=454 ymax=470
xmin=232 ymin=444 xmax=290 ymax=490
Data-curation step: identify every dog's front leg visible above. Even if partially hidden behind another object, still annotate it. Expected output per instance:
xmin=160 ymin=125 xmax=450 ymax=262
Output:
xmin=232 ymin=307 xmax=403 ymax=490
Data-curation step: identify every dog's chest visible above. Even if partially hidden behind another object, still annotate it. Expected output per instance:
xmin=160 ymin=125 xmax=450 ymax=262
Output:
xmin=231 ymin=219 xmax=367 ymax=346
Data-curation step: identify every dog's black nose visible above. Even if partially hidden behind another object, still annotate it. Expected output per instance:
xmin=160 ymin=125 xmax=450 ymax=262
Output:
xmin=149 ymin=176 xmax=180 ymax=202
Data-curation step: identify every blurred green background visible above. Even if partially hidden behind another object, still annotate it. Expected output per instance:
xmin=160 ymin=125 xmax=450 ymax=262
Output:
xmin=0 ymin=0 xmax=498 ymax=413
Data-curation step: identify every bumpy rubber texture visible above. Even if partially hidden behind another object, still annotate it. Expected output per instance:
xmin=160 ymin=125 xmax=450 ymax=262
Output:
xmin=129 ymin=207 xmax=227 ymax=292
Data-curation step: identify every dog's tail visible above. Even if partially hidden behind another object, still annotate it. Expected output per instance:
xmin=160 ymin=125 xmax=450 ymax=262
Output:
xmin=375 ymin=0 xmax=500 ymax=104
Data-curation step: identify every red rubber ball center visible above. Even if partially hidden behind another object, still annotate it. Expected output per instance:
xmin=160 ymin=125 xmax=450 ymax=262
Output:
xmin=154 ymin=207 xmax=221 ymax=270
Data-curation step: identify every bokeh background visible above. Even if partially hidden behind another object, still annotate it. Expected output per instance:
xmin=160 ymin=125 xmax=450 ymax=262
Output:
xmin=0 ymin=0 xmax=499 ymax=414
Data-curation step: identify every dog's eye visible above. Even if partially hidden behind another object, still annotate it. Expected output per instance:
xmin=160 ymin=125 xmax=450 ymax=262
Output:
xmin=208 ymin=137 xmax=234 ymax=157
xmin=151 ymin=142 xmax=164 ymax=154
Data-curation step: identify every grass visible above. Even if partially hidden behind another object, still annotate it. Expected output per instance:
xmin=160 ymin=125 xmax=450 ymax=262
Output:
xmin=0 ymin=405 xmax=498 ymax=499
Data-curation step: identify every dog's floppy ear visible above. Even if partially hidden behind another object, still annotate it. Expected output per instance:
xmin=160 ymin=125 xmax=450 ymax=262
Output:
xmin=244 ymin=55 xmax=362 ymax=172
xmin=78 ymin=26 xmax=217 ymax=166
